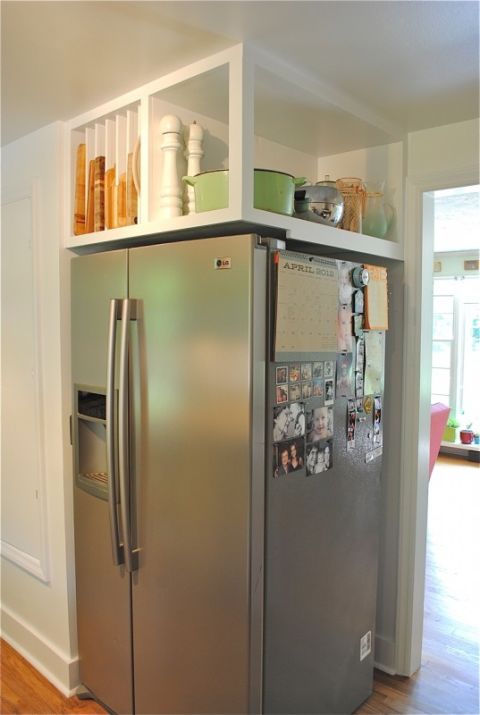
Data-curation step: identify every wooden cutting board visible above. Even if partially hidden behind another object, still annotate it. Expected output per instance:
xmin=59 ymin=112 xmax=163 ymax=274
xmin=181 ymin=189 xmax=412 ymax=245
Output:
xmin=105 ymin=166 xmax=116 ymax=229
xmin=73 ymin=144 xmax=86 ymax=235
xmin=93 ymin=156 xmax=105 ymax=232
xmin=117 ymin=172 xmax=127 ymax=227
xmin=85 ymin=159 xmax=95 ymax=234
xmin=126 ymin=152 xmax=138 ymax=225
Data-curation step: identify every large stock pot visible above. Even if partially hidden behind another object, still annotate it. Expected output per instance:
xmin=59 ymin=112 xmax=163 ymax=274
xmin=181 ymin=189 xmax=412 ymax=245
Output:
xmin=183 ymin=169 xmax=305 ymax=215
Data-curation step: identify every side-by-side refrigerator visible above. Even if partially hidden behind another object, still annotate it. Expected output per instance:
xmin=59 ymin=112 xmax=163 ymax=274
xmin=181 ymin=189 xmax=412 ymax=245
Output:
xmin=71 ymin=234 xmax=386 ymax=714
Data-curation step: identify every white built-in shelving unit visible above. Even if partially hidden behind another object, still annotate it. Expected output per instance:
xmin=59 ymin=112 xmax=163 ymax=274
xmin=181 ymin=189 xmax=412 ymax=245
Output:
xmin=65 ymin=44 xmax=405 ymax=260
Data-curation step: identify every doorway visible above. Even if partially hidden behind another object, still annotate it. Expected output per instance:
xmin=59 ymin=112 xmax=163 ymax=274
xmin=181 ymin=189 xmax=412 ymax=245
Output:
xmin=421 ymin=184 xmax=480 ymax=707
xmin=430 ymin=184 xmax=480 ymax=437
xmin=394 ymin=171 xmax=479 ymax=680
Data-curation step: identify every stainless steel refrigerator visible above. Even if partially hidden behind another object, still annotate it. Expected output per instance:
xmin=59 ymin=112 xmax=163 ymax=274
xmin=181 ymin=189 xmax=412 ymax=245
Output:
xmin=71 ymin=234 xmax=385 ymax=714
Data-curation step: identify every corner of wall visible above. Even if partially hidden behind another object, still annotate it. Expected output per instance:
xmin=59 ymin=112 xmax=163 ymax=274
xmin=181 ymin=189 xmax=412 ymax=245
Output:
xmin=374 ymin=632 xmax=397 ymax=675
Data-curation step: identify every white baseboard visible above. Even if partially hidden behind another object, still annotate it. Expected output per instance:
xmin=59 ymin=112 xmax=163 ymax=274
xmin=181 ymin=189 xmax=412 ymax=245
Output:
xmin=374 ymin=633 xmax=397 ymax=675
xmin=0 ymin=605 xmax=80 ymax=696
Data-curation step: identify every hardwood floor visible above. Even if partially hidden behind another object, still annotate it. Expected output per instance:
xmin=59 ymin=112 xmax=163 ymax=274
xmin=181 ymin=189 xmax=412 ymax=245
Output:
xmin=1 ymin=455 xmax=478 ymax=714
xmin=357 ymin=454 xmax=480 ymax=715
xmin=0 ymin=639 xmax=106 ymax=714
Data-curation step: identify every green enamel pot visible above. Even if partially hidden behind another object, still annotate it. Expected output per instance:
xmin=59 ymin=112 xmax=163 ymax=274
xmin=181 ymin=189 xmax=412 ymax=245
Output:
xmin=183 ymin=169 xmax=306 ymax=215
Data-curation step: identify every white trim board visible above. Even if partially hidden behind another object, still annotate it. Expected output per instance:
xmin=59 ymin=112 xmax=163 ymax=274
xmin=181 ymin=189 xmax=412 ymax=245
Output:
xmin=395 ymin=165 xmax=479 ymax=676
xmin=0 ymin=605 xmax=80 ymax=696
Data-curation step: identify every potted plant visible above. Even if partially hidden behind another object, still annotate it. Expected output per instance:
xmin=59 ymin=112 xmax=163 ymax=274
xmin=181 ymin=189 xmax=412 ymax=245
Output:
xmin=459 ymin=422 xmax=475 ymax=445
xmin=443 ymin=416 xmax=459 ymax=442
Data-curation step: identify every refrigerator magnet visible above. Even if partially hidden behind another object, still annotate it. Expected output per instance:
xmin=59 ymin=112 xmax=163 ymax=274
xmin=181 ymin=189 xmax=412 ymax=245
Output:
xmin=353 ymin=289 xmax=365 ymax=315
xmin=289 ymin=383 xmax=302 ymax=402
xmin=324 ymin=378 xmax=335 ymax=405
xmin=273 ymin=405 xmax=292 ymax=442
xmin=306 ymin=443 xmax=319 ymax=476
xmin=276 ymin=384 xmax=288 ymax=404
xmin=355 ymin=372 xmax=364 ymax=398
xmin=353 ymin=314 xmax=364 ymax=337
xmin=276 ymin=365 xmax=288 ymax=384
xmin=302 ymin=381 xmax=313 ymax=399
xmin=273 ymin=402 xmax=306 ymax=443
xmin=338 ymin=261 xmax=355 ymax=305
xmin=289 ymin=438 xmax=305 ymax=473
xmin=273 ymin=438 xmax=305 ymax=478
xmin=307 ymin=405 xmax=333 ymax=443
xmin=273 ymin=443 xmax=291 ymax=478
xmin=289 ymin=363 xmax=301 ymax=383
xmin=347 ymin=399 xmax=357 ymax=450
xmin=336 ymin=353 xmax=354 ymax=397
xmin=324 ymin=360 xmax=335 ymax=379
xmin=364 ymin=331 xmax=385 ymax=395
xmin=306 ymin=439 xmax=333 ymax=475
xmin=301 ymin=362 xmax=313 ymax=381
xmin=312 ymin=378 xmax=324 ymax=399
xmin=373 ymin=396 xmax=383 ymax=445
xmin=290 ymin=402 xmax=306 ymax=438
xmin=363 ymin=395 xmax=374 ymax=414
xmin=337 ymin=304 xmax=353 ymax=352
xmin=313 ymin=361 xmax=323 ymax=378
xmin=355 ymin=336 xmax=365 ymax=373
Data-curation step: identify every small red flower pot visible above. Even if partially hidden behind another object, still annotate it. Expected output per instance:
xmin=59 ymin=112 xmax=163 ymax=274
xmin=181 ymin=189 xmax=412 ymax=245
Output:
xmin=459 ymin=429 xmax=474 ymax=445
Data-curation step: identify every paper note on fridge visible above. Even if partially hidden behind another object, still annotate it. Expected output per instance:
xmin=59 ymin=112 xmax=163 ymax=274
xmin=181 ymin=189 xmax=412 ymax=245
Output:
xmin=364 ymin=264 xmax=388 ymax=330
xmin=275 ymin=253 xmax=338 ymax=355
xmin=364 ymin=331 xmax=385 ymax=395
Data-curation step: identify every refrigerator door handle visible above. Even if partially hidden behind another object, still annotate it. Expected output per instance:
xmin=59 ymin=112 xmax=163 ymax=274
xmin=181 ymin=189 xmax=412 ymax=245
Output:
xmin=106 ymin=298 xmax=124 ymax=566
xmin=118 ymin=298 xmax=139 ymax=573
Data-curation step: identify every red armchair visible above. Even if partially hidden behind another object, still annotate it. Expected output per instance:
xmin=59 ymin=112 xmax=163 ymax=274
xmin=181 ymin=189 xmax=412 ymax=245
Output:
xmin=429 ymin=402 xmax=450 ymax=477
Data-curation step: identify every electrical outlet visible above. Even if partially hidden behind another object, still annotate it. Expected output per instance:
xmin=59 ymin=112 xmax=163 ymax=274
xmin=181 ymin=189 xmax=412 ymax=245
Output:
xmin=360 ymin=631 xmax=372 ymax=661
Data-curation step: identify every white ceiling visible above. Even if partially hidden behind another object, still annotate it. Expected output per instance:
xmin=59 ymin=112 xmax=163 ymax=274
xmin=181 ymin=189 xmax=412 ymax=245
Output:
xmin=2 ymin=0 xmax=479 ymax=147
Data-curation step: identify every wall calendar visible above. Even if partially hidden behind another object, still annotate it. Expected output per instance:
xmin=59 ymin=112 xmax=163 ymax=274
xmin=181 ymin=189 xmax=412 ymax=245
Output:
xmin=274 ymin=253 xmax=338 ymax=356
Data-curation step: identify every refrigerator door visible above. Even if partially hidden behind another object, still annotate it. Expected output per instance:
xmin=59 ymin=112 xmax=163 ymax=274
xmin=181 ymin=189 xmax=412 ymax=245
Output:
xmin=128 ymin=235 xmax=266 ymax=714
xmin=71 ymin=251 xmax=134 ymax=715
xmin=263 ymin=252 xmax=383 ymax=714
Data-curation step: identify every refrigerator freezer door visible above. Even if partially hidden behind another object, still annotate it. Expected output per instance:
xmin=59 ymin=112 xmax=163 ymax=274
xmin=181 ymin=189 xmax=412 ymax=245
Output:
xmin=72 ymin=251 xmax=134 ymax=715
xmin=129 ymin=235 xmax=266 ymax=714
xmin=72 ymin=251 xmax=128 ymax=388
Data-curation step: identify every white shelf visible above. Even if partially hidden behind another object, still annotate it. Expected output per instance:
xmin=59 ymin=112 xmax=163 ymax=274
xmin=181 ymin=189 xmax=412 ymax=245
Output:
xmin=245 ymin=208 xmax=404 ymax=260
xmin=441 ymin=440 xmax=480 ymax=452
xmin=66 ymin=208 xmax=403 ymax=260
xmin=65 ymin=43 xmax=406 ymax=259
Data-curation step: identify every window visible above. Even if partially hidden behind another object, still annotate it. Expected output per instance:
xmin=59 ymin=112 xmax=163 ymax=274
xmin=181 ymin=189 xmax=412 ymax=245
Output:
xmin=431 ymin=184 xmax=479 ymax=428
xmin=431 ymin=286 xmax=455 ymax=407
xmin=432 ymin=276 xmax=480 ymax=424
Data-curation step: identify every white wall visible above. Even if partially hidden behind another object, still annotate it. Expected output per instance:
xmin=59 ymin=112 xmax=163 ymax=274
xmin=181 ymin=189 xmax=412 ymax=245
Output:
xmin=434 ymin=251 xmax=479 ymax=277
xmin=0 ymin=122 xmax=77 ymax=694
xmin=390 ymin=117 xmax=479 ymax=676
xmin=407 ymin=119 xmax=480 ymax=178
